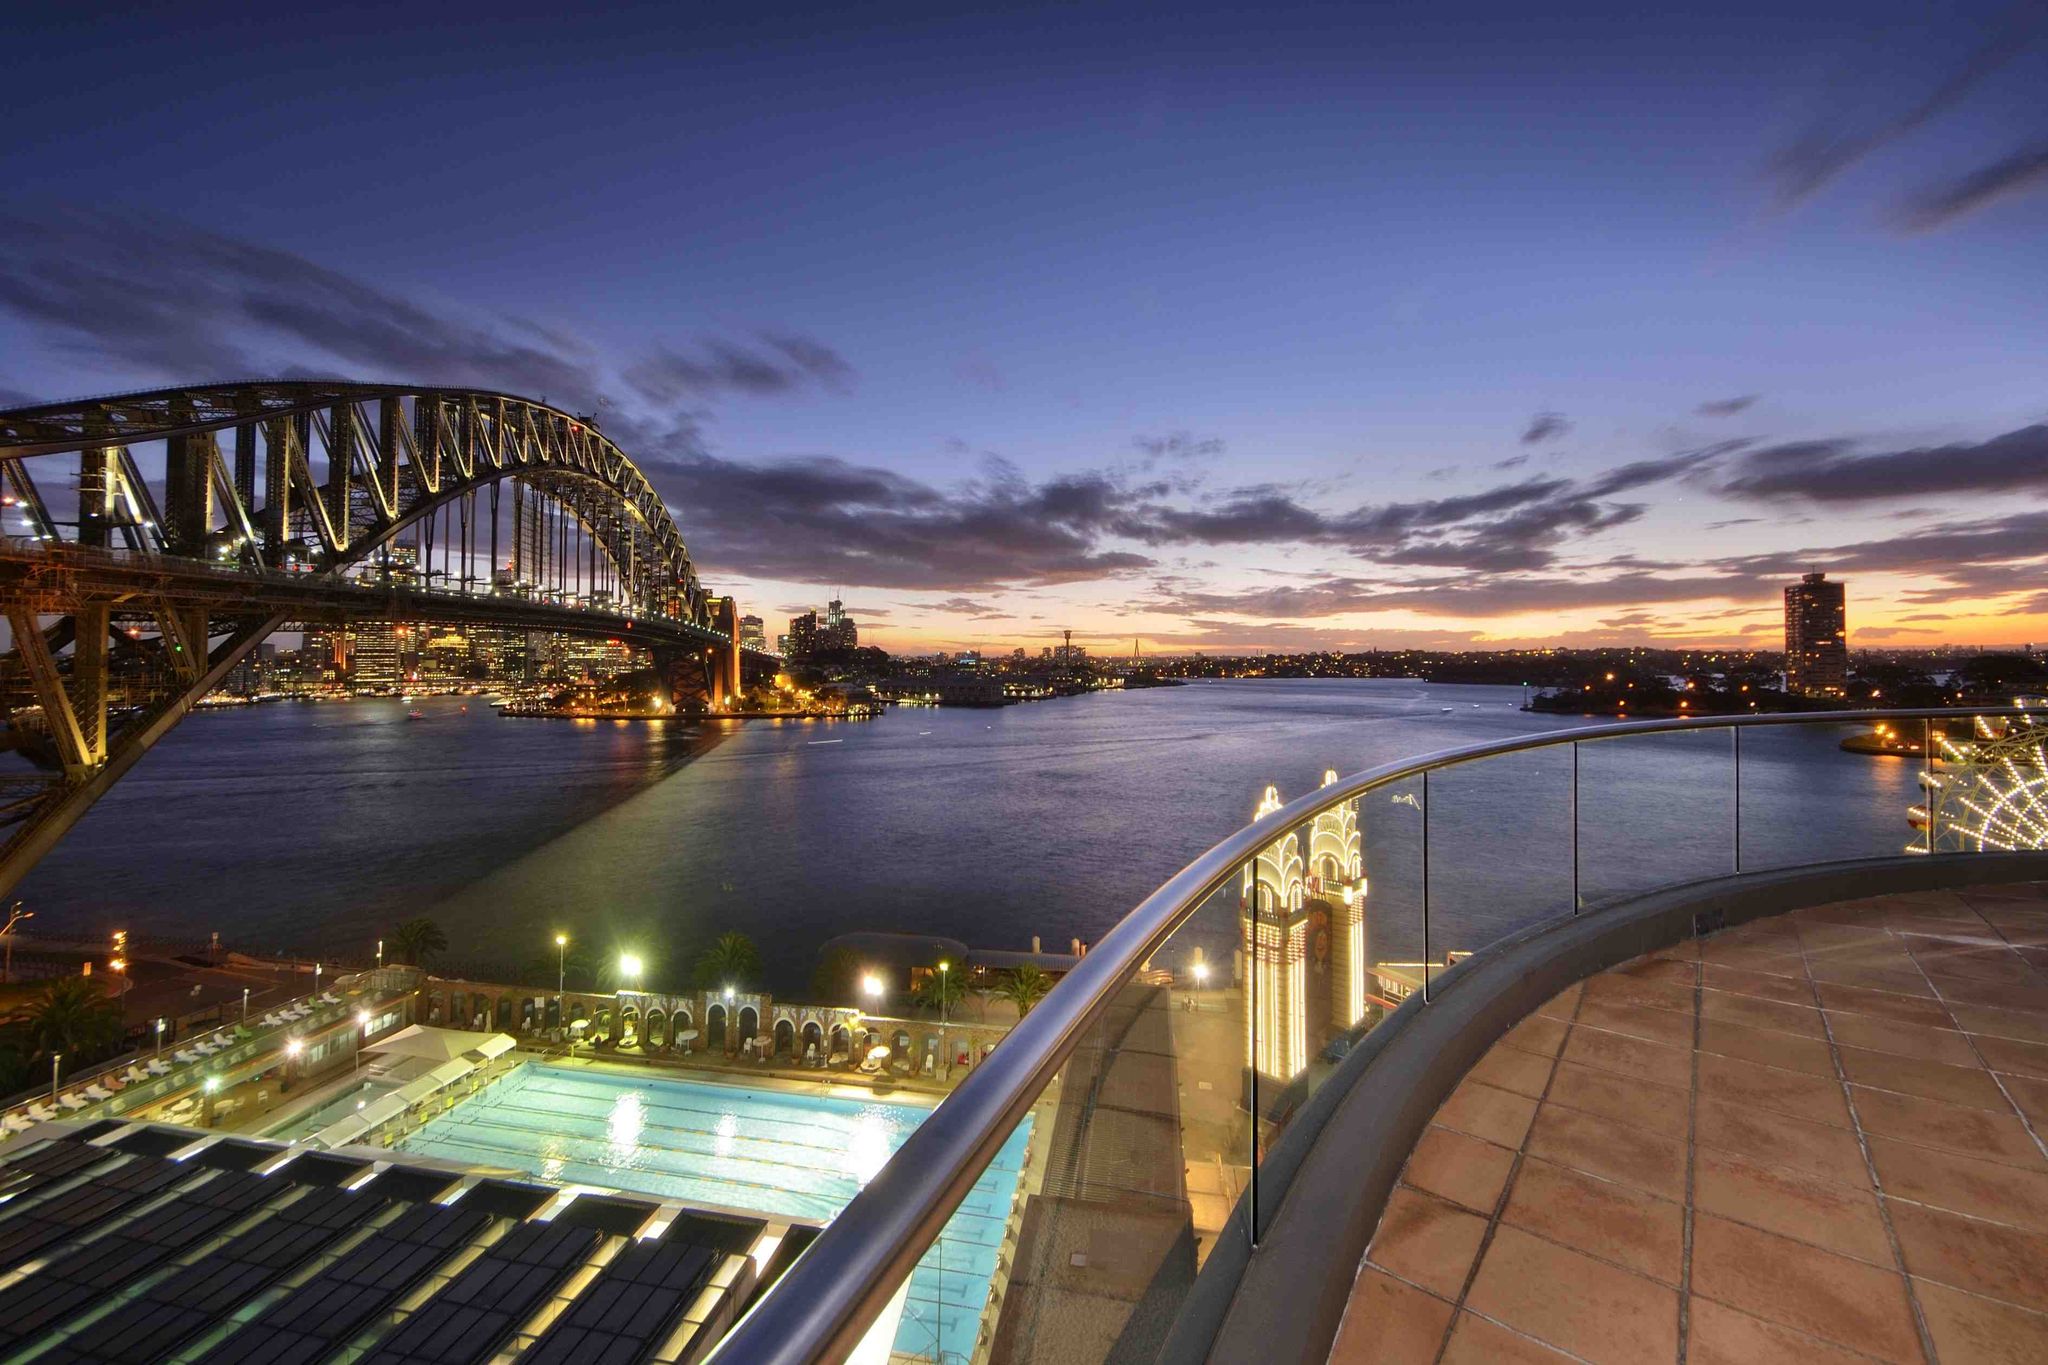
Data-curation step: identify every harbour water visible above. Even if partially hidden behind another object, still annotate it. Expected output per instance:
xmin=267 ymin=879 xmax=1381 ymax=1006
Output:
xmin=12 ymin=681 xmax=1924 ymax=988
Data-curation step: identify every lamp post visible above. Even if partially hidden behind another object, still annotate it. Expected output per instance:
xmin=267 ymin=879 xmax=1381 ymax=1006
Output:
xmin=202 ymin=1075 xmax=219 ymax=1127
xmin=50 ymin=1052 xmax=61 ymax=1103
xmin=376 ymin=938 xmax=384 ymax=970
xmin=313 ymin=962 xmax=322 ymax=997
xmin=242 ymin=987 xmax=250 ymax=1026
xmin=3 ymin=903 xmax=33 ymax=984
xmin=938 ymin=960 xmax=951 ymax=1081
xmin=554 ymin=933 xmax=569 ymax=1038
xmin=1190 ymin=959 xmax=1210 ymax=1011
xmin=154 ymin=1017 xmax=165 ymax=1057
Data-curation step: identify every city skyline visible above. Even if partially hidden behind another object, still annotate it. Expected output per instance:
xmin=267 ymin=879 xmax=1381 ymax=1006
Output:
xmin=4 ymin=3 xmax=2046 ymax=655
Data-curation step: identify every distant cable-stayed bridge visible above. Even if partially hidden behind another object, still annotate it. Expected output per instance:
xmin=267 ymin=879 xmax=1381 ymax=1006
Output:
xmin=0 ymin=381 xmax=773 ymax=895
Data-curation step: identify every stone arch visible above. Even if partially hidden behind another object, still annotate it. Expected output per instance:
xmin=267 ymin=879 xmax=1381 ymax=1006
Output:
xmin=774 ymin=1018 xmax=795 ymax=1058
xmin=646 ymin=1006 xmax=667 ymax=1049
xmin=706 ymin=1002 xmax=727 ymax=1048
xmin=829 ymin=1024 xmax=850 ymax=1059
xmin=738 ymin=1005 xmax=759 ymax=1044
xmin=1244 ymin=784 xmax=1305 ymax=914
xmin=801 ymin=1020 xmax=823 ymax=1062
xmin=594 ymin=1005 xmax=612 ymax=1041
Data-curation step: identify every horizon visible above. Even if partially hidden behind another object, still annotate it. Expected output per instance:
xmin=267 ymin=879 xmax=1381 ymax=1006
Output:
xmin=4 ymin=2 xmax=2046 ymax=655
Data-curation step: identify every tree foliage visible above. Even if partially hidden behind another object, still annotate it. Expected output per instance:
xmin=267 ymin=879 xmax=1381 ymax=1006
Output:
xmin=390 ymin=918 xmax=449 ymax=967
xmin=994 ymin=964 xmax=1053 ymax=1018
xmin=693 ymin=931 xmax=763 ymax=990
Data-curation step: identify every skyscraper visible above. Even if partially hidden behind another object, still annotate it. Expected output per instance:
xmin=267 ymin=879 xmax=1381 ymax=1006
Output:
xmin=739 ymin=614 xmax=767 ymax=652
xmin=1784 ymin=571 xmax=1847 ymax=697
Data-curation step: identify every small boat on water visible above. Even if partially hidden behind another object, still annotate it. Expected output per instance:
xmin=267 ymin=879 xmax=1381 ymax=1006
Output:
xmin=807 ymin=738 xmax=843 ymax=746
xmin=407 ymin=710 xmax=426 ymax=721
xmin=1440 ymin=707 xmax=1454 ymax=713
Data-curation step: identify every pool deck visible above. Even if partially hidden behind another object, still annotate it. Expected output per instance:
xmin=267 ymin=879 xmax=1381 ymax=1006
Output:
xmin=1331 ymin=879 xmax=2048 ymax=1364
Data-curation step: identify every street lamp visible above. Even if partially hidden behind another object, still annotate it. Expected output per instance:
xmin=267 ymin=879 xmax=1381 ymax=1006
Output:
xmin=554 ymin=934 xmax=569 ymax=1034
xmin=3 ymin=903 xmax=33 ymax=984
xmin=376 ymin=938 xmax=384 ymax=969
xmin=242 ymin=987 xmax=250 ymax=1026
xmin=619 ymin=953 xmax=642 ymax=990
xmin=938 ymin=960 xmax=951 ymax=1080
xmin=50 ymin=1052 xmax=61 ymax=1103
xmin=861 ymin=972 xmax=883 ymax=1008
xmin=313 ymin=962 xmax=322 ymax=996
xmin=1190 ymin=959 xmax=1210 ymax=1011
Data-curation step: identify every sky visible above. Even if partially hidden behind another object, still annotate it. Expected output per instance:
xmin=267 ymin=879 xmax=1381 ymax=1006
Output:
xmin=2 ymin=0 xmax=2045 ymax=655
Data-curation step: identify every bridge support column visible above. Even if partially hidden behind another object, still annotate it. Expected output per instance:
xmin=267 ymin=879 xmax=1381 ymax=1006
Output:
xmin=709 ymin=597 xmax=741 ymax=712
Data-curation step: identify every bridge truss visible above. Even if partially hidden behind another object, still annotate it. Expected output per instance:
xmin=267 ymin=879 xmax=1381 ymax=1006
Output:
xmin=0 ymin=381 xmax=753 ymax=895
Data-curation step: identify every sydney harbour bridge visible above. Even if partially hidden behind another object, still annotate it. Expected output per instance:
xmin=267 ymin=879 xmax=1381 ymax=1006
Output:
xmin=0 ymin=381 xmax=774 ymax=895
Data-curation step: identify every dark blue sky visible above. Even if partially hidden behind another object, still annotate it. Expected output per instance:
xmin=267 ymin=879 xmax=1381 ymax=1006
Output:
xmin=4 ymin=1 xmax=2045 ymax=649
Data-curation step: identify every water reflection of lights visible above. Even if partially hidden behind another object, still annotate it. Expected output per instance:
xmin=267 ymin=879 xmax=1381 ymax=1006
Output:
xmin=845 ymin=1109 xmax=894 ymax=1185
xmin=607 ymin=1091 xmax=645 ymax=1166
xmin=714 ymin=1111 xmax=739 ymax=1159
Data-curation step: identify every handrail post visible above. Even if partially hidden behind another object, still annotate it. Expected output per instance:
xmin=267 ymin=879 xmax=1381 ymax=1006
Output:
xmin=1571 ymin=741 xmax=1580 ymax=914
xmin=1733 ymin=727 xmax=1743 ymax=874
xmin=1924 ymin=717 xmax=1936 ymax=853
xmin=1421 ymin=770 xmax=1431 ymax=1003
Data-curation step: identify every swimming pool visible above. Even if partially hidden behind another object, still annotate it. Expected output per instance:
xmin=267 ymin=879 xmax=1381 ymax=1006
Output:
xmin=395 ymin=1063 xmax=1031 ymax=1362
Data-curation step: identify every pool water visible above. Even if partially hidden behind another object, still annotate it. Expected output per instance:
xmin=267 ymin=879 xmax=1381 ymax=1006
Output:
xmin=396 ymin=1063 xmax=1031 ymax=1362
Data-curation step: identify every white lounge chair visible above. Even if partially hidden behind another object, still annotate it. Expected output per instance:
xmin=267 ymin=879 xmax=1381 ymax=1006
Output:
xmin=83 ymin=1084 xmax=113 ymax=1101
xmin=146 ymin=1060 xmax=171 ymax=1077
xmin=3 ymin=1113 xmax=32 ymax=1134
xmin=122 ymin=1066 xmax=147 ymax=1084
xmin=57 ymin=1093 xmax=86 ymax=1112
xmin=260 ymin=1013 xmax=281 ymax=1027
xmin=25 ymin=1104 xmax=56 ymax=1122
xmin=174 ymin=1049 xmax=199 ymax=1064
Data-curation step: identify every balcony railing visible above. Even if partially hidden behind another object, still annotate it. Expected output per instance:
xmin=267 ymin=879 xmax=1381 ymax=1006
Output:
xmin=710 ymin=705 xmax=2044 ymax=1364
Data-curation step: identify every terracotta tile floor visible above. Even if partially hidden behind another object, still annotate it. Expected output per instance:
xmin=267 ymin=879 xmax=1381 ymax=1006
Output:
xmin=1329 ymin=881 xmax=2048 ymax=1364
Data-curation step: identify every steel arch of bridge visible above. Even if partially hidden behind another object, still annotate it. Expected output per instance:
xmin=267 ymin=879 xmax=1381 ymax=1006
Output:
xmin=0 ymin=381 xmax=753 ymax=898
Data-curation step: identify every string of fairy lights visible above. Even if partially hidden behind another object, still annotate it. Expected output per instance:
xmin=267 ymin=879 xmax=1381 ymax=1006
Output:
xmin=1911 ymin=700 xmax=2048 ymax=854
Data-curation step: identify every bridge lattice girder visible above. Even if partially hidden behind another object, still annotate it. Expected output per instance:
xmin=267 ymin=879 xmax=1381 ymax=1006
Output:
xmin=0 ymin=380 xmax=758 ymax=898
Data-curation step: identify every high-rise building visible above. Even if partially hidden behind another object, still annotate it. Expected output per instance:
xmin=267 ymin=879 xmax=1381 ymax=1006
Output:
xmin=786 ymin=611 xmax=820 ymax=660
xmin=468 ymin=627 xmax=530 ymax=683
xmin=822 ymin=598 xmax=858 ymax=651
xmin=1784 ymin=571 xmax=1847 ymax=697
xmin=348 ymin=621 xmax=402 ymax=692
xmin=739 ymin=614 xmax=767 ymax=652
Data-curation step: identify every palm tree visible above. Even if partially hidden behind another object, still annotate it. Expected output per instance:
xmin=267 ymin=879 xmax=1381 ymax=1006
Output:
xmin=994 ymin=965 xmax=1052 ymax=1018
xmin=24 ymin=976 xmax=122 ymax=1065
xmin=810 ymin=946 xmax=865 ymax=1003
xmin=694 ymin=932 xmax=763 ymax=990
xmin=390 ymin=918 xmax=449 ymax=967
xmin=912 ymin=962 xmax=967 ymax=1014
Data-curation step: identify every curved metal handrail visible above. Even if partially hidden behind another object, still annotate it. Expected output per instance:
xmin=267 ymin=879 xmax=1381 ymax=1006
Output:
xmin=710 ymin=705 xmax=2035 ymax=1362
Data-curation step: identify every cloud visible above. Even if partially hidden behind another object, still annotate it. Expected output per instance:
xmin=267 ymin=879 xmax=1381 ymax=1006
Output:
xmin=1717 ymin=423 xmax=2048 ymax=502
xmin=1492 ymin=454 xmax=1531 ymax=470
xmin=1133 ymin=431 xmax=1225 ymax=461
xmin=1146 ymin=570 xmax=1765 ymax=621
xmin=956 ymin=353 xmax=1004 ymax=392
xmin=1767 ymin=24 xmax=2031 ymax=206
xmin=1899 ymin=141 xmax=2048 ymax=230
xmin=1696 ymin=396 xmax=1758 ymax=417
xmin=0 ymin=206 xmax=852 ymax=426
xmin=623 ymin=333 xmax=853 ymax=402
xmin=1521 ymin=411 xmax=1570 ymax=445
xmin=638 ymin=450 xmax=1157 ymax=590
xmin=919 ymin=597 xmax=1010 ymax=618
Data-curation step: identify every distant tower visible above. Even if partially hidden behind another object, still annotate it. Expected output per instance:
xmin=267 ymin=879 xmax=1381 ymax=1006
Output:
xmin=1062 ymin=628 xmax=1073 ymax=669
xmin=1784 ymin=572 xmax=1848 ymax=697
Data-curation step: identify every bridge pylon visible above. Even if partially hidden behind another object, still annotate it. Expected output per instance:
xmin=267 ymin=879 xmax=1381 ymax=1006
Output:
xmin=708 ymin=597 xmax=742 ymax=712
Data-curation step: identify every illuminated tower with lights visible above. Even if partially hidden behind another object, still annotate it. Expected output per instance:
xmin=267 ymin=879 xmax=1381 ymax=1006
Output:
xmin=1242 ymin=785 xmax=1309 ymax=1090
xmin=1784 ymin=571 xmax=1847 ymax=697
xmin=1307 ymin=770 xmax=1369 ymax=1030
